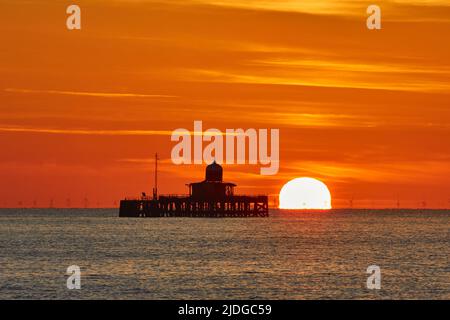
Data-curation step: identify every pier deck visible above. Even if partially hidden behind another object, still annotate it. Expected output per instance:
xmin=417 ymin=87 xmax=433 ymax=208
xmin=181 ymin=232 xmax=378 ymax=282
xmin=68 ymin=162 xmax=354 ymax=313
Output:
xmin=119 ymin=195 xmax=269 ymax=217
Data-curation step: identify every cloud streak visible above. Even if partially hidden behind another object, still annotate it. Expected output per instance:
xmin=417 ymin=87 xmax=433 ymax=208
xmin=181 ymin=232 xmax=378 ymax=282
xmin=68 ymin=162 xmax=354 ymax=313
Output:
xmin=0 ymin=126 xmax=240 ymax=136
xmin=4 ymin=88 xmax=177 ymax=99
xmin=0 ymin=126 xmax=175 ymax=136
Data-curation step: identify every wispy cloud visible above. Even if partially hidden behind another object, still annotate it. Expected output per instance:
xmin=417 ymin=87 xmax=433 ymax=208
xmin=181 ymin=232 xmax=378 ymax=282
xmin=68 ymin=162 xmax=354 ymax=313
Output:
xmin=0 ymin=126 xmax=239 ymax=136
xmin=185 ymin=65 xmax=450 ymax=93
xmin=165 ymin=0 xmax=450 ymax=21
xmin=285 ymin=160 xmax=450 ymax=184
xmin=0 ymin=126 xmax=175 ymax=136
xmin=4 ymin=88 xmax=177 ymax=99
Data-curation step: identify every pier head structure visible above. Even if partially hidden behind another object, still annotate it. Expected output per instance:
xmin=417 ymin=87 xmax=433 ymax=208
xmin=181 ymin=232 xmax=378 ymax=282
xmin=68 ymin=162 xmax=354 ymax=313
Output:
xmin=119 ymin=161 xmax=269 ymax=218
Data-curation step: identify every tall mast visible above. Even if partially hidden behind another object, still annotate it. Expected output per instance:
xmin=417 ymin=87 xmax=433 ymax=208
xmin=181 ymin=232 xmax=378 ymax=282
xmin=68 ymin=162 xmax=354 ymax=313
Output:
xmin=153 ymin=153 xmax=159 ymax=200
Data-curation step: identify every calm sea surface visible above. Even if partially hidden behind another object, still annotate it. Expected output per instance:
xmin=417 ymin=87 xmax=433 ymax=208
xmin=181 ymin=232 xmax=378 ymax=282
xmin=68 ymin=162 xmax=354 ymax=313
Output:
xmin=0 ymin=209 xmax=448 ymax=300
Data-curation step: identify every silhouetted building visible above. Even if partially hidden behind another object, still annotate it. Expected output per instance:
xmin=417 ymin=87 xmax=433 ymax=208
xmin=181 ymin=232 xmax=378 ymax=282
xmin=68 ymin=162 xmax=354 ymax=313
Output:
xmin=189 ymin=161 xmax=236 ymax=200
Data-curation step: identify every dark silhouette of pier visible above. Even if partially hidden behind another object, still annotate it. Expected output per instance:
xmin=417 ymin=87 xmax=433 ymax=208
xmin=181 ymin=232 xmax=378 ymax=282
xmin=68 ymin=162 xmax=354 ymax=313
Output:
xmin=119 ymin=156 xmax=269 ymax=218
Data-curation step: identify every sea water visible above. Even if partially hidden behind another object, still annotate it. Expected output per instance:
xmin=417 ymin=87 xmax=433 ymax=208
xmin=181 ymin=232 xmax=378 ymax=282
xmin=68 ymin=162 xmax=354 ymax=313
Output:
xmin=0 ymin=209 xmax=448 ymax=299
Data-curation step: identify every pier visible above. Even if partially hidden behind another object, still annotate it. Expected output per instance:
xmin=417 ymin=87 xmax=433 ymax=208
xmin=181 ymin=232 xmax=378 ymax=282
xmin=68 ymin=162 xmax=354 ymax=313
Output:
xmin=120 ymin=195 xmax=269 ymax=217
xmin=119 ymin=157 xmax=269 ymax=218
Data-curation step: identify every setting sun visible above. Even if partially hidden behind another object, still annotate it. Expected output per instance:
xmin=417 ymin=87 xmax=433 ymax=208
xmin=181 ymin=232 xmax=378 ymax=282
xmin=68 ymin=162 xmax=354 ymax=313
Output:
xmin=279 ymin=178 xmax=332 ymax=209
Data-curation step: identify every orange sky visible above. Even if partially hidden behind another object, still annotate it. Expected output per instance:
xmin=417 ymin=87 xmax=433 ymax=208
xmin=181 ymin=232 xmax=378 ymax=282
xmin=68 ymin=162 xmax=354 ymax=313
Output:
xmin=1 ymin=0 xmax=450 ymax=208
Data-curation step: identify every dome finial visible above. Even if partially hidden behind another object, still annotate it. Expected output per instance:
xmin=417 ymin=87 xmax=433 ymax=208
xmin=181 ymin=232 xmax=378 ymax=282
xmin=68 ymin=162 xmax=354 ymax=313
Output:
xmin=205 ymin=160 xmax=223 ymax=181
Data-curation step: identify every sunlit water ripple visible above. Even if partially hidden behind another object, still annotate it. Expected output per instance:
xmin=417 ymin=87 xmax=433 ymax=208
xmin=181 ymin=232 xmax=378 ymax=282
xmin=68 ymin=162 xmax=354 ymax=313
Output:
xmin=0 ymin=209 xmax=448 ymax=299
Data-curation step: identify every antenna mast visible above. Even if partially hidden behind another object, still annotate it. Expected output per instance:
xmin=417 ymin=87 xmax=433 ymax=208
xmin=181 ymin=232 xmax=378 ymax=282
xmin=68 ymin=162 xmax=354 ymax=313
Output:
xmin=153 ymin=153 xmax=159 ymax=200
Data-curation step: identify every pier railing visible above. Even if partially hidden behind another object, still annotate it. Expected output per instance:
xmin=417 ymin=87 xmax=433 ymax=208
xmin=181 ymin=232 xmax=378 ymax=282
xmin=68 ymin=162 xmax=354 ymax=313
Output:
xmin=124 ymin=194 xmax=268 ymax=201
xmin=120 ymin=194 xmax=269 ymax=217
xmin=124 ymin=194 xmax=189 ymax=201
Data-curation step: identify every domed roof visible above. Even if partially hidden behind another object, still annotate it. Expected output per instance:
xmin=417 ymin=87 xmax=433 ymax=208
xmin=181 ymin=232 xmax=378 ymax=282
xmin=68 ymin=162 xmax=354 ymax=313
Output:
xmin=205 ymin=160 xmax=223 ymax=182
